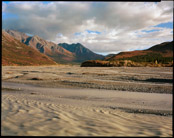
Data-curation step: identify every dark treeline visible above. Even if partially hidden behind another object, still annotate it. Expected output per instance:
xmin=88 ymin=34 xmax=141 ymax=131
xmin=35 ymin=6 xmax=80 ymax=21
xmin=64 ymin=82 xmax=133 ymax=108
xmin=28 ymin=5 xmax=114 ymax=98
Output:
xmin=118 ymin=53 xmax=173 ymax=64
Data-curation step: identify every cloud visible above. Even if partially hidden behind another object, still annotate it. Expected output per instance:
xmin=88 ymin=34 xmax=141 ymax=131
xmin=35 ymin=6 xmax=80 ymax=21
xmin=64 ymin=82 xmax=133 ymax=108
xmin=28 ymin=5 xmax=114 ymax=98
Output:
xmin=2 ymin=1 xmax=173 ymax=54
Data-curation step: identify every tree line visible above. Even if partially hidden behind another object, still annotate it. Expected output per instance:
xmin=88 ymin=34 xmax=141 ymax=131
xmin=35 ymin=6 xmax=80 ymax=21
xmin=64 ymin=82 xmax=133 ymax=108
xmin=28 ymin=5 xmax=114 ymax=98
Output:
xmin=118 ymin=53 xmax=173 ymax=64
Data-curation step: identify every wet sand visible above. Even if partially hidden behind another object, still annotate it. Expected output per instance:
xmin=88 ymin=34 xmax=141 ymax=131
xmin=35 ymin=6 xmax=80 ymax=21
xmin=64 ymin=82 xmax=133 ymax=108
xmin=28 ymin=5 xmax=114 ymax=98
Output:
xmin=1 ymin=66 xmax=173 ymax=136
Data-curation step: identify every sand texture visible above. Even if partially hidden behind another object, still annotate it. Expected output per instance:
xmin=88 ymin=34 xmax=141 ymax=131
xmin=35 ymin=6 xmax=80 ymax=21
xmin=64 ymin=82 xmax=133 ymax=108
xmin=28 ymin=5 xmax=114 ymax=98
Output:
xmin=1 ymin=66 xmax=173 ymax=136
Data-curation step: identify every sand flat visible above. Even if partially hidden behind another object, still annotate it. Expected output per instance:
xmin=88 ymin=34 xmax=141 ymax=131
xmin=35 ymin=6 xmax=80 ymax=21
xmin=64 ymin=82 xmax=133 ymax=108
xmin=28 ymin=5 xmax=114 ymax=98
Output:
xmin=1 ymin=66 xmax=173 ymax=136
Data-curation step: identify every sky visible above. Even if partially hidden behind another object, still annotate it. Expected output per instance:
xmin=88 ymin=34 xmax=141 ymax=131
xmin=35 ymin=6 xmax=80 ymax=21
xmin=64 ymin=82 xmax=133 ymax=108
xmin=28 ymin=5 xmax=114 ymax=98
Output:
xmin=2 ymin=1 xmax=173 ymax=55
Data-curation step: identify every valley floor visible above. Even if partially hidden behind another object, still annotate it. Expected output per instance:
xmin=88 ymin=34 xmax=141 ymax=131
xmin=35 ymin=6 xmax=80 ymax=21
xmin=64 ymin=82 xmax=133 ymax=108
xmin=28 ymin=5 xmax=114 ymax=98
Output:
xmin=1 ymin=65 xmax=173 ymax=136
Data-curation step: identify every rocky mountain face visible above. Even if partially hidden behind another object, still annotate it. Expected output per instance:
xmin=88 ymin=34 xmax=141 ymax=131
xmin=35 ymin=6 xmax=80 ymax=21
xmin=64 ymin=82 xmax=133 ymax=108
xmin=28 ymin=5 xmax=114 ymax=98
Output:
xmin=2 ymin=30 xmax=57 ymax=66
xmin=82 ymin=41 xmax=173 ymax=67
xmin=5 ymin=29 xmax=104 ymax=64
xmin=5 ymin=29 xmax=75 ymax=63
xmin=5 ymin=29 xmax=29 ymax=43
xmin=58 ymin=43 xmax=104 ymax=62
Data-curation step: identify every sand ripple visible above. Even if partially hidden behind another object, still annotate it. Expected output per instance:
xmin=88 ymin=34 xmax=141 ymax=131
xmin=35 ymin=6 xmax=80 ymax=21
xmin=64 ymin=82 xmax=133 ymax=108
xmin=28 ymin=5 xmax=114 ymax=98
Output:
xmin=2 ymin=89 xmax=172 ymax=136
xmin=2 ymin=66 xmax=173 ymax=136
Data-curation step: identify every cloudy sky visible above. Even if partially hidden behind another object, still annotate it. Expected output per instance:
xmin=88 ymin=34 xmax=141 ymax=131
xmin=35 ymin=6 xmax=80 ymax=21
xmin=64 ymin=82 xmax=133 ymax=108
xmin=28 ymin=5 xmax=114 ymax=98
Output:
xmin=2 ymin=1 xmax=173 ymax=55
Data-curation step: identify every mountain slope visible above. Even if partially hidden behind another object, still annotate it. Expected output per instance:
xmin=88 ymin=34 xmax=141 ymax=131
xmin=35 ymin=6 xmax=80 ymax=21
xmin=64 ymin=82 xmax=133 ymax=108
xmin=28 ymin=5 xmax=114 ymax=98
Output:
xmin=146 ymin=41 xmax=173 ymax=57
xmin=2 ymin=30 xmax=57 ymax=66
xmin=24 ymin=35 xmax=75 ymax=63
xmin=5 ymin=29 xmax=105 ymax=64
xmin=5 ymin=29 xmax=76 ymax=64
xmin=5 ymin=29 xmax=29 ymax=43
xmin=106 ymin=41 xmax=173 ymax=61
xmin=58 ymin=43 xmax=104 ymax=62
xmin=81 ymin=41 xmax=173 ymax=67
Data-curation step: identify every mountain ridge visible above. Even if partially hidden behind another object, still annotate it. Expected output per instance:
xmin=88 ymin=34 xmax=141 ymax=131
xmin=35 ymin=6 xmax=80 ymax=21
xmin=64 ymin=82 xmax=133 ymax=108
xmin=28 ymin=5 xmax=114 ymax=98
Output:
xmin=5 ymin=29 xmax=104 ymax=64
xmin=58 ymin=43 xmax=104 ymax=62
xmin=105 ymin=41 xmax=173 ymax=61
xmin=2 ymin=30 xmax=57 ymax=66
xmin=81 ymin=41 xmax=173 ymax=67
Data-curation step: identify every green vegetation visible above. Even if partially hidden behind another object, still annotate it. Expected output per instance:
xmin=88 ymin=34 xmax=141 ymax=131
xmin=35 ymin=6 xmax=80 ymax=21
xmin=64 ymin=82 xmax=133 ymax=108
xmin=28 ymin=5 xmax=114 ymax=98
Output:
xmin=118 ymin=53 xmax=173 ymax=64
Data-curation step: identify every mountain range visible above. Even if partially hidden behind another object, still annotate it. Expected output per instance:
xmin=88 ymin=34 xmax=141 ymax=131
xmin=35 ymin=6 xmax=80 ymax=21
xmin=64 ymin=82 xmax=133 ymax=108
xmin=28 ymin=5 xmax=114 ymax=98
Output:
xmin=2 ymin=29 xmax=173 ymax=66
xmin=5 ymin=29 xmax=104 ymax=64
xmin=106 ymin=41 xmax=173 ymax=61
xmin=2 ymin=30 xmax=57 ymax=66
xmin=81 ymin=41 xmax=173 ymax=67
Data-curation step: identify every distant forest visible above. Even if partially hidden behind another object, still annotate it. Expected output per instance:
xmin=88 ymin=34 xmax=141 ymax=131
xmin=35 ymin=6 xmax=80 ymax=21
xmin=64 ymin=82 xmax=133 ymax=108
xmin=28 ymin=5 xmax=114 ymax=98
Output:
xmin=118 ymin=53 xmax=173 ymax=64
